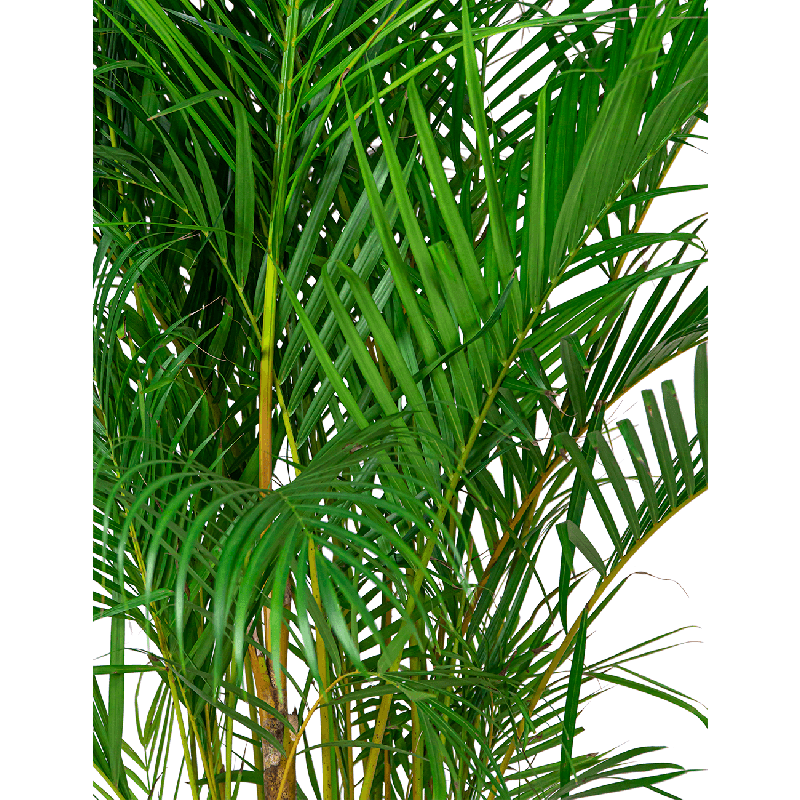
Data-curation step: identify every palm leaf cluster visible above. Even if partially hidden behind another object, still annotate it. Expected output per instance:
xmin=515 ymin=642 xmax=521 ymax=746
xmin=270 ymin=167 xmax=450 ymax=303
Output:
xmin=93 ymin=1 xmax=708 ymax=798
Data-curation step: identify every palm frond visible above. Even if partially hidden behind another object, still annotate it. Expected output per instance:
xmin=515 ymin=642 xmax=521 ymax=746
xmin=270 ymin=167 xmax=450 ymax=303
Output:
xmin=94 ymin=1 xmax=708 ymax=797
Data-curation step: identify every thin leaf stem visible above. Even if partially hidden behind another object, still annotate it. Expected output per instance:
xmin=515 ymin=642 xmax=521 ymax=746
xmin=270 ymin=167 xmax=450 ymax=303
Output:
xmin=275 ymin=373 xmax=301 ymax=476
xmin=259 ymin=249 xmax=279 ymax=491
xmin=410 ymin=660 xmax=423 ymax=800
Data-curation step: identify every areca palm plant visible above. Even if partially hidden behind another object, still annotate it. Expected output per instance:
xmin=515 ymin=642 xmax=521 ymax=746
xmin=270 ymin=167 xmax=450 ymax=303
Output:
xmin=93 ymin=1 xmax=708 ymax=799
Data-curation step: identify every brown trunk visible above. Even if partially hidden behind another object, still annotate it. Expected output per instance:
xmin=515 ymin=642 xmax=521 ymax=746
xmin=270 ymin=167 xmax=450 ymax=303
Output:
xmin=249 ymin=589 xmax=297 ymax=800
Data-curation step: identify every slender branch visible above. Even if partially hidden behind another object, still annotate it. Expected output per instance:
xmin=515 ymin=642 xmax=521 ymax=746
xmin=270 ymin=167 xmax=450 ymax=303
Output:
xmin=225 ymin=665 xmax=233 ymax=800
xmin=259 ymin=249 xmax=278 ymax=492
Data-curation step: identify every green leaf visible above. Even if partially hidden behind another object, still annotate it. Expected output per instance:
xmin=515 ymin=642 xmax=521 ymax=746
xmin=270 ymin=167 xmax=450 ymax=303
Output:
xmin=407 ymin=272 xmax=516 ymax=393
xmin=276 ymin=263 xmax=367 ymax=428
xmin=337 ymin=262 xmax=441 ymax=446
xmin=191 ymin=121 xmax=229 ymax=261
xmin=524 ymin=84 xmax=548 ymax=308
xmin=641 ymin=390 xmax=678 ymax=508
xmin=565 ymin=521 xmax=606 ymax=578
xmin=560 ymin=337 xmax=589 ymax=429
xmin=661 ymin=380 xmax=695 ymax=496
xmin=556 ymin=432 xmax=621 ymax=554
xmin=557 ymin=521 xmax=575 ymax=634
xmin=560 ymin=608 xmax=588 ymax=787
xmin=232 ymin=99 xmax=255 ymax=287
xmin=406 ymin=78 xmax=493 ymax=320
xmin=695 ymin=342 xmax=708 ymax=477
xmin=461 ymin=2 xmax=521 ymax=331
xmin=93 ymin=589 xmax=172 ymax=621
xmin=606 ymin=184 xmax=707 ymax=217
xmin=585 ymin=669 xmax=708 ymax=727
xmin=617 ymin=418 xmax=661 ymax=526
xmin=108 ymin=612 xmax=125 ymax=785
xmin=429 ymin=241 xmax=495 ymax=390
xmin=589 ymin=431 xmax=640 ymax=540
xmin=147 ymin=88 xmax=231 ymax=120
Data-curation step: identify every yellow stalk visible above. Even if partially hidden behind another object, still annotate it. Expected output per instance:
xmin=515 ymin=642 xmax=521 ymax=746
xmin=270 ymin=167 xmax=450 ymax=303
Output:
xmin=205 ymin=704 xmax=221 ymax=795
xmin=344 ymin=690 xmax=354 ymax=800
xmin=244 ymin=652 xmax=267 ymax=800
xmin=259 ymin=248 xmax=278 ymax=492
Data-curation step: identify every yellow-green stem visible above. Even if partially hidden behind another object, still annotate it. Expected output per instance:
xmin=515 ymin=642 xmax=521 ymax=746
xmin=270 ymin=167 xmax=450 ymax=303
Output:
xmin=309 ymin=539 xmax=334 ymax=800
xmin=244 ymin=652 xmax=267 ymax=800
xmin=259 ymin=249 xmax=278 ymax=491
xmin=225 ymin=666 xmax=233 ymax=800
xmin=122 ymin=518 xmax=201 ymax=800
xmin=410 ymin=666 xmax=423 ymax=800
xmin=275 ymin=375 xmax=301 ymax=476
xmin=94 ymin=765 xmax=129 ymax=800
xmin=206 ymin=703 xmax=222 ymax=798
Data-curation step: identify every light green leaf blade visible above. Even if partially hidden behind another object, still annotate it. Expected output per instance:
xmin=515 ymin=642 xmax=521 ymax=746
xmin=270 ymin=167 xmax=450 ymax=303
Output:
xmin=556 ymin=432 xmax=621 ymax=555
xmin=560 ymin=337 xmax=589 ymax=430
xmin=695 ymin=342 xmax=708 ymax=478
xmin=565 ymin=521 xmax=607 ymax=578
xmin=560 ymin=608 xmax=588 ymax=786
xmin=232 ymin=99 xmax=255 ymax=287
xmin=661 ymin=380 xmax=695 ymax=496
xmin=642 ymin=389 xmax=678 ymax=508
xmin=617 ymin=418 xmax=661 ymax=527
xmin=589 ymin=431 xmax=641 ymax=540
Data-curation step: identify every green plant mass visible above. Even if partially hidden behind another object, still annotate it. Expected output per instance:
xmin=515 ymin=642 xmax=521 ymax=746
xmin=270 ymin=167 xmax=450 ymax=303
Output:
xmin=93 ymin=1 xmax=708 ymax=798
